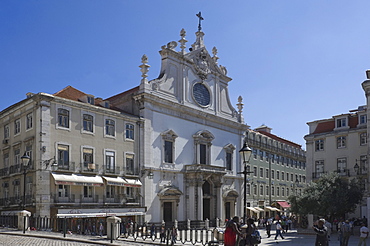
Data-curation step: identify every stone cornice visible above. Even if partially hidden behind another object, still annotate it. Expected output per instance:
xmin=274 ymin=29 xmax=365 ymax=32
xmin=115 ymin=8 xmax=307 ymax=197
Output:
xmin=136 ymin=92 xmax=248 ymax=134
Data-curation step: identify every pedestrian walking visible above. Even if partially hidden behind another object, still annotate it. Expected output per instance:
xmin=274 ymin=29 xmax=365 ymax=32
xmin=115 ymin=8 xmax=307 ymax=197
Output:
xmin=266 ymin=217 xmax=272 ymax=238
xmin=342 ymin=220 xmax=351 ymax=246
xmin=224 ymin=216 xmax=242 ymax=246
xmin=274 ymin=221 xmax=284 ymax=241
xmin=171 ymin=225 xmax=177 ymax=245
xmin=313 ymin=218 xmax=328 ymax=246
xmin=160 ymin=225 xmax=166 ymax=243
xmin=243 ymin=218 xmax=258 ymax=246
xmin=324 ymin=219 xmax=332 ymax=241
xmin=287 ymin=218 xmax=292 ymax=231
xmin=99 ymin=222 xmax=104 ymax=237
xmin=150 ymin=223 xmax=155 ymax=237
xmin=358 ymin=223 xmax=369 ymax=246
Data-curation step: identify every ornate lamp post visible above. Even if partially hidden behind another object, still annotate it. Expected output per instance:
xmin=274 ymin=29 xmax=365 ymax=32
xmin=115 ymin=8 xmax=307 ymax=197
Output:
xmin=239 ymin=142 xmax=253 ymax=223
xmin=20 ymin=152 xmax=30 ymax=210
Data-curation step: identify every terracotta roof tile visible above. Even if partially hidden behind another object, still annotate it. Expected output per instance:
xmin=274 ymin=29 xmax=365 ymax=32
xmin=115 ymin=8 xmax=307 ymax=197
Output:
xmin=105 ymin=86 xmax=139 ymax=101
xmin=256 ymin=130 xmax=302 ymax=148
xmin=312 ymin=121 xmax=335 ymax=134
xmin=53 ymin=86 xmax=86 ymax=101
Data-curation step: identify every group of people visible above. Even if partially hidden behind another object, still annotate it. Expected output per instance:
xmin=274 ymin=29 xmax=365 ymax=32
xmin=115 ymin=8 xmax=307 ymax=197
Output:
xmin=313 ymin=218 xmax=369 ymax=246
xmin=224 ymin=215 xmax=295 ymax=246
xmin=224 ymin=216 xmax=259 ymax=246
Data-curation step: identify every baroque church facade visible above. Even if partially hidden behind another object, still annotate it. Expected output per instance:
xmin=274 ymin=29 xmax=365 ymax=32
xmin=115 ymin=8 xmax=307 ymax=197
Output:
xmin=107 ymin=27 xmax=249 ymax=223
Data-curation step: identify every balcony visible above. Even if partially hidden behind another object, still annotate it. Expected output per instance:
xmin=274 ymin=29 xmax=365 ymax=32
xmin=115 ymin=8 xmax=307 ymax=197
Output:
xmin=335 ymin=168 xmax=351 ymax=177
xmin=103 ymin=166 xmax=120 ymax=175
xmin=103 ymin=195 xmax=121 ymax=204
xmin=124 ymin=195 xmax=140 ymax=206
xmin=80 ymin=163 xmax=100 ymax=174
xmin=80 ymin=194 xmax=99 ymax=204
xmin=57 ymin=162 xmax=76 ymax=172
xmin=0 ymin=167 xmax=9 ymax=177
xmin=53 ymin=194 xmax=75 ymax=204
xmin=123 ymin=166 xmax=140 ymax=176
xmin=312 ymin=171 xmax=327 ymax=179
xmin=9 ymin=164 xmax=21 ymax=174
xmin=0 ymin=195 xmax=35 ymax=207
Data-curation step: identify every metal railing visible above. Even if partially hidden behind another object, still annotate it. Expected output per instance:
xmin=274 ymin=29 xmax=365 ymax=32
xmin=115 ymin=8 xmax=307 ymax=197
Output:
xmin=0 ymin=216 xmax=225 ymax=245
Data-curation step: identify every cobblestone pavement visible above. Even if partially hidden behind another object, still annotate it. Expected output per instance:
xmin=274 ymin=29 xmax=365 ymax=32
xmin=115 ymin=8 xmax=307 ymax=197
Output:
xmin=0 ymin=228 xmax=362 ymax=246
xmin=0 ymin=233 xmax=100 ymax=245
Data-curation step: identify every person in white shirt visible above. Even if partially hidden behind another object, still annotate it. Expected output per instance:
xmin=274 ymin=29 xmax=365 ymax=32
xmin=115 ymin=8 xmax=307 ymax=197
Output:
xmin=275 ymin=221 xmax=284 ymax=241
xmin=324 ymin=220 xmax=332 ymax=241
xmin=358 ymin=223 xmax=369 ymax=246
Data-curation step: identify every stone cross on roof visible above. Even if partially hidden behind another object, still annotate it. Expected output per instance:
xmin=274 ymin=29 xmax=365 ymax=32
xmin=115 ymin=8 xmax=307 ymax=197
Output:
xmin=196 ymin=12 xmax=204 ymax=31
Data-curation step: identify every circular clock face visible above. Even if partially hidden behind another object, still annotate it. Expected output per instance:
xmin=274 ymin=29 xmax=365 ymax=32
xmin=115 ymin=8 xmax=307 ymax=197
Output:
xmin=193 ymin=83 xmax=210 ymax=106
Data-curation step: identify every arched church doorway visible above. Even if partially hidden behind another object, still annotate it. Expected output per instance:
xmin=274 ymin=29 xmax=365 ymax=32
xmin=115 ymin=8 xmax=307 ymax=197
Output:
xmin=202 ymin=180 xmax=212 ymax=220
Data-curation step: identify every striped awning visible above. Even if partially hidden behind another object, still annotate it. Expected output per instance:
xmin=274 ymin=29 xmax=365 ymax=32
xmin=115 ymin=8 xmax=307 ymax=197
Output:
xmin=247 ymin=207 xmax=260 ymax=213
xmin=124 ymin=178 xmax=142 ymax=187
xmin=51 ymin=173 xmax=104 ymax=186
xmin=265 ymin=206 xmax=280 ymax=211
xmin=103 ymin=176 xmax=127 ymax=186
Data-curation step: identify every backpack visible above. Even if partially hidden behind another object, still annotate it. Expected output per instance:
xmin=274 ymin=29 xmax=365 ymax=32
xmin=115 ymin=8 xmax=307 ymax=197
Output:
xmin=250 ymin=230 xmax=261 ymax=244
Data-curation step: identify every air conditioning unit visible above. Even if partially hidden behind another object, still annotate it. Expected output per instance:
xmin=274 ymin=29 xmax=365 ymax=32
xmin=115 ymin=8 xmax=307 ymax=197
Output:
xmin=2 ymin=139 xmax=8 ymax=144
xmin=88 ymin=163 xmax=95 ymax=170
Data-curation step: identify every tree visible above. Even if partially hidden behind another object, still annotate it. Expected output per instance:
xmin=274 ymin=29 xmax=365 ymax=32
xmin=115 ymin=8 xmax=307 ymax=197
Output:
xmin=289 ymin=173 xmax=364 ymax=218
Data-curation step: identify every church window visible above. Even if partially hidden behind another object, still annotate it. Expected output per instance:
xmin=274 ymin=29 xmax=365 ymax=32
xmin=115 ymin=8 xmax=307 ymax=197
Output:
xmin=161 ymin=130 xmax=178 ymax=165
xmin=193 ymin=130 xmax=214 ymax=165
xmin=192 ymin=83 xmax=211 ymax=107
xmin=224 ymin=144 xmax=235 ymax=171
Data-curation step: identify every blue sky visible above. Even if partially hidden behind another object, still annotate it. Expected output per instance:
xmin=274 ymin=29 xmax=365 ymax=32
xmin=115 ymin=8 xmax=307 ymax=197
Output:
xmin=1 ymin=1 xmax=369 ymax=148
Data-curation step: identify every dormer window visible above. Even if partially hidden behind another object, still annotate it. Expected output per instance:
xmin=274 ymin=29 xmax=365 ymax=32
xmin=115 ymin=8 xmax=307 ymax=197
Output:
xmin=359 ymin=114 xmax=367 ymax=125
xmin=87 ymin=96 xmax=94 ymax=105
xmin=336 ymin=118 xmax=346 ymax=128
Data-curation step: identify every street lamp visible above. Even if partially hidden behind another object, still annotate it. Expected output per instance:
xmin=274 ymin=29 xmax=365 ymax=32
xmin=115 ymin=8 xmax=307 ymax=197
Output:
xmin=239 ymin=142 xmax=253 ymax=224
xmin=354 ymin=161 xmax=360 ymax=175
xmin=20 ymin=152 xmax=30 ymax=210
xmin=295 ymin=177 xmax=299 ymax=196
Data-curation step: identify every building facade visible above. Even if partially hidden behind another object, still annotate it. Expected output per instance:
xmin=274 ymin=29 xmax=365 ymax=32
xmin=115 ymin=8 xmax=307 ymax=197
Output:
xmin=0 ymin=87 xmax=144 ymax=227
xmin=305 ymin=71 xmax=370 ymax=218
xmin=245 ymin=125 xmax=306 ymax=216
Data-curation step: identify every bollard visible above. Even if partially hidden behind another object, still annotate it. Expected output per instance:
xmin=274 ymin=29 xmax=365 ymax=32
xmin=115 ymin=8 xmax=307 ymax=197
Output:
xmin=63 ymin=217 xmax=66 ymax=238
xmin=110 ymin=223 xmax=113 ymax=243
xmin=23 ymin=215 xmax=26 ymax=234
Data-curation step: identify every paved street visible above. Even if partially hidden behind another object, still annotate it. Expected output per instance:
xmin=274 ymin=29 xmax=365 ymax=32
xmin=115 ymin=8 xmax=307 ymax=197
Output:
xmin=0 ymin=227 xmax=363 ymax=245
